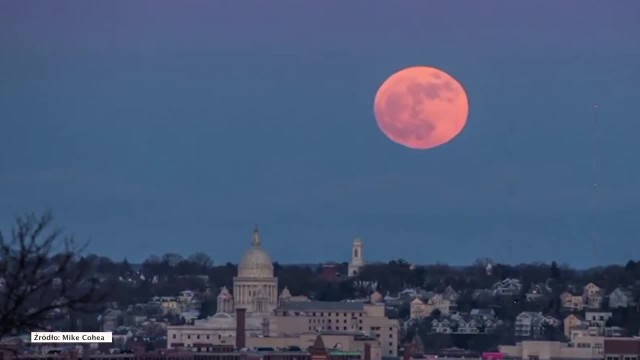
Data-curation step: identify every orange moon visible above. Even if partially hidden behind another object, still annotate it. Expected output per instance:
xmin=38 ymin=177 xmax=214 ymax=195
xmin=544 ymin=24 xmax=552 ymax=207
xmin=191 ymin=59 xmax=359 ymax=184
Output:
xmin=373 ymin=66 xmax=469 ymax=150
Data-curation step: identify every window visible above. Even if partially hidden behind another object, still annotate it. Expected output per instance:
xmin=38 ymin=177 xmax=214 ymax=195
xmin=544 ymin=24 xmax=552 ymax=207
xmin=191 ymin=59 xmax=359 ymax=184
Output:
xmin=389 ymin=351 xmax=393 ymax=355
xmin=389 ymin=342 xmax=393 ymax=346
xmin=172 ymin=334 xmax=176 ymax=339
xmin=389 ymin=327 xmax=393 ymax=331
xmin=344 ymin=327 xmax=347 ymax=330
xmin=197 ymin=335 xmax=200 ymax=339
xmin=389 ymin=334 xmax=393 ymax=338
xmin=187 ymin=335 xmax=191 ymax=339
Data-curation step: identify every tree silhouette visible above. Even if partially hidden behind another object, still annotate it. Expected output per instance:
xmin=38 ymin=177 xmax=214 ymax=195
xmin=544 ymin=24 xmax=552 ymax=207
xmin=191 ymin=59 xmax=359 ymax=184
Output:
xmin=0 ymin=212 xmax=106 ymax=339
xmin=550 ymin=261 xmax=562 ymax=279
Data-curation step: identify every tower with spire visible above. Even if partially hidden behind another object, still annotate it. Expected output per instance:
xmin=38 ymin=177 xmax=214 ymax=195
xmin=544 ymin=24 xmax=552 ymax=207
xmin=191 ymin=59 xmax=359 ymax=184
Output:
xmin=348 ymin=237 xmax=365 ymax=277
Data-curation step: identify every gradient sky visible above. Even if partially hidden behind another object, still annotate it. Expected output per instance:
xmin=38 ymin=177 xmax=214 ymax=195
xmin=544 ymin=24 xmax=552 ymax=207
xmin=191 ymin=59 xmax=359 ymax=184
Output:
xmin=1 ymin=1 xmax=639 ymax=268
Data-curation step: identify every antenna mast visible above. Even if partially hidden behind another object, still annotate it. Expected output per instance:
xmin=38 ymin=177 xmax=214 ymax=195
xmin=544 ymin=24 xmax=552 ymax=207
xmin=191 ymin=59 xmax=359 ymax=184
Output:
xmin=506 ymin=121 xmax=516 ymax=260
xmin=591 ymin=104 xmax=600 ymax=263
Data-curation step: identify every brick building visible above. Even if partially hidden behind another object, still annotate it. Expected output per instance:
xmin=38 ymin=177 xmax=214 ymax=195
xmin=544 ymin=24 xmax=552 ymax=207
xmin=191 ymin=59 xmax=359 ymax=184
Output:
xmin=604 ymin=338 xmax=640 ymax=360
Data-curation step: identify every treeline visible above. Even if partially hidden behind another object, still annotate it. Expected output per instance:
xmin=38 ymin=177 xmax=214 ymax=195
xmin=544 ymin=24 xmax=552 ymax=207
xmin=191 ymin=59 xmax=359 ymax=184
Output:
xmin=85 ymin=254 xmax=640 ymax=308
xmin=84 ymin=253 xmax=368 ymax=309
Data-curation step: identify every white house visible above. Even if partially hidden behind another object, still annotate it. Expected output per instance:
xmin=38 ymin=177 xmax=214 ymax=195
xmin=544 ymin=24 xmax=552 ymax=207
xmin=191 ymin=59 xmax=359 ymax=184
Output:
xmin=584 ymin=311 xmax=612 ymax=335
xmin=493 ymin=278 xmax=523 ymax=297
xmin=470 ymin=308 xmax=496 ymax=320
xmin=608 ymin=288 xmax=635 ymax=309
xmin=515 ymin=312 xmax=558 ymax=338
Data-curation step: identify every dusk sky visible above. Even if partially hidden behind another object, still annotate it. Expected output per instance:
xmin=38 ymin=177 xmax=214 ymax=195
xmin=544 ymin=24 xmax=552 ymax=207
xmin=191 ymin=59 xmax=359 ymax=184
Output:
xmin=1 ymin=1 xmax=639 ymax=268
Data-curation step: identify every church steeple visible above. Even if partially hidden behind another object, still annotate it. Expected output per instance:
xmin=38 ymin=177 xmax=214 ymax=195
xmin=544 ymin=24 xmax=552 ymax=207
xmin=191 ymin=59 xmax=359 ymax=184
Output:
xmin=251 ymin=225 xmax=261 ymax=246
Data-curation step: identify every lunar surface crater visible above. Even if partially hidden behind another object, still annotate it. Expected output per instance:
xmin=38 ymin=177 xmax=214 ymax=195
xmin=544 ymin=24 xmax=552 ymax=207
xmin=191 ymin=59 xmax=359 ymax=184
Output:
xmin=374 ymin=66 xmax=469 ymax=150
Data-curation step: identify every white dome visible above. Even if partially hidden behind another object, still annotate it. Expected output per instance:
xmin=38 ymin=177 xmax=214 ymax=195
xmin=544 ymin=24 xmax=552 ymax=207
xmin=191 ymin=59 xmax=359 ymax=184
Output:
xmin=238 ymin=227 xmax=274 ymax=279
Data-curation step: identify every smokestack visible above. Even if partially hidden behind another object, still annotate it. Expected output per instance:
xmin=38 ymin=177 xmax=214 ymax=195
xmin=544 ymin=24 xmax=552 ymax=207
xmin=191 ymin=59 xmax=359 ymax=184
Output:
xmin=236 ymin=308 xmax=246 ymax=350
xmin=364 ymin=343 xmax=371 ymax=360
xmin=403 ymin=343 xmax=413 ymax=360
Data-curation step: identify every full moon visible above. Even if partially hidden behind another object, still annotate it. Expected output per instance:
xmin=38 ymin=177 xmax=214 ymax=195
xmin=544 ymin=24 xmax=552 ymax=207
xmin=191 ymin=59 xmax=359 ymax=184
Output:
xmin=373 ymin=66 xmax=469 ymax=150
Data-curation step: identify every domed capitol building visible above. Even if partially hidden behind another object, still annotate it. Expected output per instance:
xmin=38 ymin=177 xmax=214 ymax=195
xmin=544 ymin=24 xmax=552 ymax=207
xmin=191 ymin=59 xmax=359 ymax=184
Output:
xmin=230 ymin=226 xmax=279 ymax=313
xmin=167 ymin=227 xmax=399 ymax=359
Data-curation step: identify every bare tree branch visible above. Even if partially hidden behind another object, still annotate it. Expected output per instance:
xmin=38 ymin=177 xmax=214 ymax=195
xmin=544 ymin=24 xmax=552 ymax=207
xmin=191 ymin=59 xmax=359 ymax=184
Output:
xmin=0 ymin=212 xmax=107 ymax=340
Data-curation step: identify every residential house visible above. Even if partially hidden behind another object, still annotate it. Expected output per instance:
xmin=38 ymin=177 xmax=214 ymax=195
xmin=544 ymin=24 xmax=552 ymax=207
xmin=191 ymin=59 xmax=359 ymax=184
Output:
xmin=470 ymin=308 xmax=496 ymax=321
xmin=515 ymin=312 xmax=559 ymax=338
xmin=569 ymin=335 xmax=606 ymax=356
xmin=431 ymin=318 xmax=453 ymax=334
xmin=430 ymin=314 xmax=494 ymax=335
xmin=564 ymin=314 xmax=585 ymax=338
xmin=150 ymin=296 xmax=180 ymax=314
xmin=570 ymin=325 xmax=601 ymax=341
xmin=178 ymin=290 xmax=201 ymax=312
xmin=409 ymin=294 xmax=452 ymax=319
xmin=484 ymin=318 xmax=504 ymax=333
xmin=604 ymin=326 xmax=625 ymax=337
xmin=424 ymin=294 xmax=452 ymax=315
xmin=583 ymin=283 xmax=604 ymax=310
xmin=457 ymin=319 xmax=480 ymax=334
xmin=443 ymin=286 xmax=459 ymax=302
xmin=493 ymin=278 xmax=523 ymax=297
xmin=410 ymin=298 xmax=429 ymax=319
xmin=608 ymin=288 xmax=635 ymax=309
xmin=515 ymin=312 xmax=544 ymax=338
xmin=561 ymin=291 xmax=585 ymax=312
xmin=584 ymin=311 xmax=612 ymax=335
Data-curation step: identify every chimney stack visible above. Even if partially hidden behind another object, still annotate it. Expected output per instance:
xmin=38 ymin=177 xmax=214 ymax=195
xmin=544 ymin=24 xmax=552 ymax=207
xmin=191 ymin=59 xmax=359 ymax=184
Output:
xmin=403 ymin=343 xmax=413 ymax=360
xmin=236 ymin=308 xmax=246 ymax=350
xmin=364 ymin=343 xmax=371 ymax=360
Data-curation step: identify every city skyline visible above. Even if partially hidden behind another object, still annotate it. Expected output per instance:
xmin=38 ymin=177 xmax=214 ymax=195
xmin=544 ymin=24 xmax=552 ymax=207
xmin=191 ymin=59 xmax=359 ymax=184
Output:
xmin=1 ymin=1 xmax=640 ymax=267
